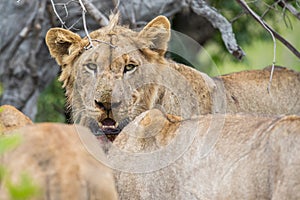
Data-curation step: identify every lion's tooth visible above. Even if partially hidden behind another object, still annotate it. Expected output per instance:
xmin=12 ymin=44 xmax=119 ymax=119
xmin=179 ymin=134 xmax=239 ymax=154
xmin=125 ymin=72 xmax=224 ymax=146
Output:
xmin=102 ymin=125 xmax=117 ymax=129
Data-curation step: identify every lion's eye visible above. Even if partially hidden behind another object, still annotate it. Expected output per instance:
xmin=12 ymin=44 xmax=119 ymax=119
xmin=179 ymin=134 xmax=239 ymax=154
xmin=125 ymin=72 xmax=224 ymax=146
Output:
xmin=124 ymin=64 xmax=137 ymax=74
xmin=84 ymin=63 xmax=97 ymax=72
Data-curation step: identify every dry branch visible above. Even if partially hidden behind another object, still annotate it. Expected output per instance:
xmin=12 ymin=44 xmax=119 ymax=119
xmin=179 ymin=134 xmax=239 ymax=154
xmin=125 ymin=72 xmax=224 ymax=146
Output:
xmin=236 ymin=0 xmax=300 ymax=93
xmin=191 ymin=0 xmax=245 ymax=60
xmin=0 ymin=0 xmax=59 ymax=119
xmin=278 ymin=0 xmax=300 ymax=20
xmin=236 ymin=0 xmax=300 ymax=59
xmin=79 ymin=0 xmax=109 ymax=26
xmin=78 ymin=0 xmax=94 ymax=49
xmin=50 ymin=0 xmax=68 ymax=28
xmin=235 ymin=0 xmax=278 ymax=93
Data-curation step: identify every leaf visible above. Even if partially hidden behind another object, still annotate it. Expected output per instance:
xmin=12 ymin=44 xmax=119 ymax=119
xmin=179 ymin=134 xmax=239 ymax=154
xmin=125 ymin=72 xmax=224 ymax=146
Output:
xmin=0 ymin=165 xmax=7 ymax=182
xmin=0 ymin=135 xmax=22 ymax=155
xmin=5 ymin=172 xmax=41 ymax=200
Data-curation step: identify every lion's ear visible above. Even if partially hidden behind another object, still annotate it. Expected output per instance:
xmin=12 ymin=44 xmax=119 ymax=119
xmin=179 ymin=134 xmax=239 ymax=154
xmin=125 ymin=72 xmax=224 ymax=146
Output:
xmin=138 ymin=16 xmax=171 ymax=56
xmin=46 ymin=28 xmax=84 ymax=66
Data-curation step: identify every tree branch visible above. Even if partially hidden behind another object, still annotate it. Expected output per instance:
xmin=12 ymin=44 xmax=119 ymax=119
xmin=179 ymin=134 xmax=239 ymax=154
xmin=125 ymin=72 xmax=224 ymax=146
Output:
xmin=261 ymin=0 xmax=281 ymax=19
xmin=236 ymin=0 xmax=300 ymax=60
xmin=191 ymin=0 xmax=245 ymax=60
xmin=236 ymin=0 xmax=300 ymax=93
xmin=79 ymin=0 xmax=109 ymax=27
xmin=78 ymin=0 xmax=93 ymax=49
xmin=278 ymin=0 xmax=300 ymax=20
xmin=49 ymin=0 xmax=68 ymax=29
xmin=1 ymin=3 xmax=38 ymax=66
xmin=235 ymin=0 xmax=278 ymax=93
xmin=0 ymin=0 xmax=58 ymax=119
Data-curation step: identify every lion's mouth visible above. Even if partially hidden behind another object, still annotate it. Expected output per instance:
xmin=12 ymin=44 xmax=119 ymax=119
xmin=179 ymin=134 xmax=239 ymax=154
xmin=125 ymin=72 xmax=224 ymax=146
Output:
xmin=92 ymin=116 xmax=130 ymax=142
xmin=99 ymin=118 xmax=121 ymax=141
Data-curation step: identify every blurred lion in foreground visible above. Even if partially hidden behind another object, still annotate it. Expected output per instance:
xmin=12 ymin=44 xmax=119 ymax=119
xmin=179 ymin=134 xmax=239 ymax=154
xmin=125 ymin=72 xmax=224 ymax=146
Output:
xmin=1 ymin=106 xmax=300 ymax=199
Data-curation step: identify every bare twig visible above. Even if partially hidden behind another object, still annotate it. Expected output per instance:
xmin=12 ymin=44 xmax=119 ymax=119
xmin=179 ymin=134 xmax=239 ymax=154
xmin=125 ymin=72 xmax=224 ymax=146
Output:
xmin=236 ymin=0 xmax=278 ymax=93
xmin=48 ymin=0 xmax=80 ymax=30
xmin=282 ymin=7 xmax=293 ymax=29
xmin=50 ymin=0 xmax=68 ymax=28
xmin=261 ymin=0 xmax=281 ymax=19
xmin=79 ymin=0 xmax=109 ymax=26
xmin=191 ymin=0 xmax=245 ymax=60
xmin=49 ymin=0 xmax=110 ymax=49
xmin=278 ymin=0 xmax=300 ymax=20
xmin=91 ymin=39 xmax=117 ymax=48
xmin=56 ymin=3 xmax=69 ymax=18
xmin=68 ymin=16 xmax=82 ymax=31
xmin=113 ymin=0 xmax=120 ymax=13
xmin=230 ymin=11 xmax=246 ymax=23
xmin=78 ymin=0 xmax=94 ymax=49
xmin=236 ymin=0 xmax=300 ymax=60
xmin=55 ymin=0 xmax=79 ymax=18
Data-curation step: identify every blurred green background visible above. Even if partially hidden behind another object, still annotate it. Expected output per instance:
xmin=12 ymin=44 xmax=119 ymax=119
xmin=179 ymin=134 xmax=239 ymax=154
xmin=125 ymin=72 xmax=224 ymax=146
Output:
xmin=198 ymin=17 xmax=300 ymax=76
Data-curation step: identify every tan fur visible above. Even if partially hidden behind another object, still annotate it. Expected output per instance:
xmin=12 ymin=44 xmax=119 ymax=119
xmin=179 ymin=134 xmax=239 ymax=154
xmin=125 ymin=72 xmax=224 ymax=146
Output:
xmin=0 ymin=105 xmax=33 ymax=133
xmin=214 ymin=66 xmax=300 ymax=115
xmin=0 ymin=123 xmax=118 ymax=200
xmin=45 ymin=15 xmax=300 ymax=136
xmin=110 ymin=109 xmax=300 ymax=199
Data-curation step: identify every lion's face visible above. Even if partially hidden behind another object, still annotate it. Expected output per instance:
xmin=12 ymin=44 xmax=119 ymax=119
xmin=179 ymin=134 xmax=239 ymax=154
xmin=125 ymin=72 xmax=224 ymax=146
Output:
xmin=72 ymin=37 xmax=159 ymax=136
xmin=46 ymin=15 xmax=172 ymax=138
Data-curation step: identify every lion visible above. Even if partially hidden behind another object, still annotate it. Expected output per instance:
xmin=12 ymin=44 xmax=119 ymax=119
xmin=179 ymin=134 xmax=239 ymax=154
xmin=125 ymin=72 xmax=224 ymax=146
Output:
xmin=0 ymin=123 xmax=118 ymax=200
xmin=45 ymin=14 xmax=300 ymax=140
xmin=108 ymin=109 xmax=300 ymax=200
xmin=0 ymin=105 xmax=33 ymax=133
xmin=0 ymin=106 xmax=118 ymax=199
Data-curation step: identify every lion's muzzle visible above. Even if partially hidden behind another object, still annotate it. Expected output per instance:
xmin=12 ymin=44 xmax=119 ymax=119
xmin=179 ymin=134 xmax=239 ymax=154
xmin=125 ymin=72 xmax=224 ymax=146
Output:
xmin=94 ymin=100 xmax=123 ymax=141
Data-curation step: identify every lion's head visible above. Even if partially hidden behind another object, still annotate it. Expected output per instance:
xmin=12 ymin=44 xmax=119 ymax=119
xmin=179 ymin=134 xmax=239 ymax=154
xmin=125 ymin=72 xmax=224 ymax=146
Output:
xmin=46 ymin=15 xmax=188 ymax=138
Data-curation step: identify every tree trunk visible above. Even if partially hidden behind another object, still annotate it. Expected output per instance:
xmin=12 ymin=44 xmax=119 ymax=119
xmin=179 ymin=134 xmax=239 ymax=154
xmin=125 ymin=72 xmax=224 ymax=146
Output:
xmin=0 ymin=0 xmax=59 ymax=119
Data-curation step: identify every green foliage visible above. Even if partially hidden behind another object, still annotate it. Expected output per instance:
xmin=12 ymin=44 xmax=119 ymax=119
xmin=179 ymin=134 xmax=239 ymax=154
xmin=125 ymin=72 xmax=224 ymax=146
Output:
xmin=198 ymin=10 xmax=300 ymax=76
xmin=208 ymin=0 xmax=300 ymax=60
xmin=0 ymin=135 xmax=40 ymax=200
xmin=36 ymin=79 xmax=66 ymax=123
xmin=0 ymin=135 xmax=22 ymax=155
xmin=0 ymin=82 xmax=3 ymax=96
xmin=0 ymin=164 xmax=6 ymax=182
xmin=5 ymin=173 xmax=41 ymax=200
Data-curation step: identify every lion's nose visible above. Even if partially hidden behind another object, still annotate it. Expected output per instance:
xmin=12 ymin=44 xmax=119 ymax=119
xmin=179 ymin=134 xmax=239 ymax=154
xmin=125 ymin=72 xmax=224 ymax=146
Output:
xmin=94 ymin=100 xmax=121 ymax=112
xmin=95 ymin=100 xmax=111 ymax=112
